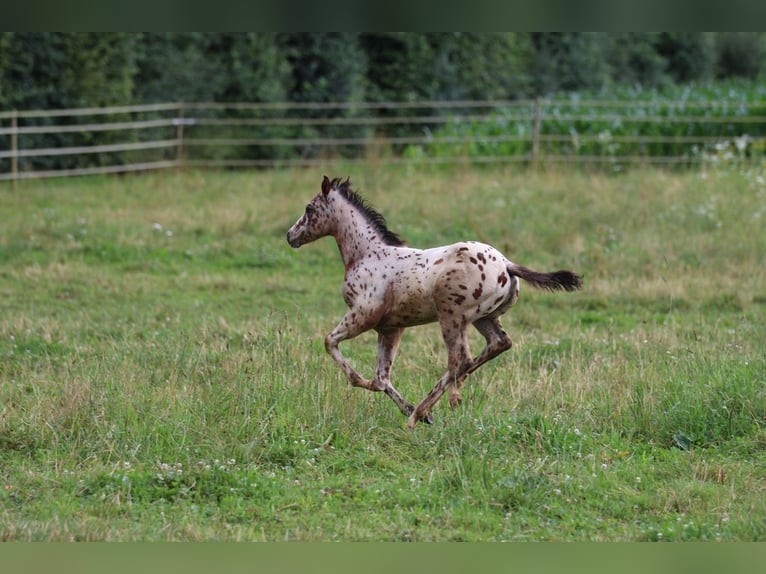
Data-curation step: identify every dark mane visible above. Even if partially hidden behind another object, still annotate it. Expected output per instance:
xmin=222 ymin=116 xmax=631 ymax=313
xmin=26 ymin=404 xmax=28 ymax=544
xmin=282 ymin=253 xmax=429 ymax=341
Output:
xmin=331 ymin=177 xmax=406 ymax=247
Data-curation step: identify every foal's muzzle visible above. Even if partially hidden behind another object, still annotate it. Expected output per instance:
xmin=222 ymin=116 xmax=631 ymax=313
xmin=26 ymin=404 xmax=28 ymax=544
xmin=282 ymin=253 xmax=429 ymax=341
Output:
xmin=286 ymin=231 xmax=301 ymax=248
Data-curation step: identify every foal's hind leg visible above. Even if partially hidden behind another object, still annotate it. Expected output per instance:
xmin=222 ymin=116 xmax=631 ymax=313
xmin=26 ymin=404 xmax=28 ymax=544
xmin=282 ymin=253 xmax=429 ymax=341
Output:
xmin=467 ymin=317 xmax=513 ymax=374
xmin=407 ymin=318 xmax=473 ymax=429
xmin=373 ymin=327 xmax=426 ymax=421
xmin=448 ymin=317 xmax=513 ymax=409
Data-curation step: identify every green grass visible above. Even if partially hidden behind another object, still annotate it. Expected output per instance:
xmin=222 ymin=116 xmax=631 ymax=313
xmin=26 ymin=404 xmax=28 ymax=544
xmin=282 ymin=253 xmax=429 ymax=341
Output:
xmin=1 ymin=164 xmax=765 ymax=541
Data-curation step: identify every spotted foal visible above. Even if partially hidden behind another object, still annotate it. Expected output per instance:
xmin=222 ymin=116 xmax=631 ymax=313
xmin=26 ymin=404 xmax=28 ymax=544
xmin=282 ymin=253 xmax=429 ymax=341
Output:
xmin=287 ymin=176 xmax=582 ymax=428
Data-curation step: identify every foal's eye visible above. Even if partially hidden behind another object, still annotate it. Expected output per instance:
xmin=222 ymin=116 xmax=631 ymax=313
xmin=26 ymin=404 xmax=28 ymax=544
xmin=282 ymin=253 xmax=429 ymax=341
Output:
xmin=305 ymin=204 xmax=315 ymax=215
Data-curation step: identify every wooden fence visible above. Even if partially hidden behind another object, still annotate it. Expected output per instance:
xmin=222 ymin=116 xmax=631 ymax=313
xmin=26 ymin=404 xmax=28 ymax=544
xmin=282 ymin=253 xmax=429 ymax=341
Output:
xmin=2 ymin=99 xmax=765 ymax=184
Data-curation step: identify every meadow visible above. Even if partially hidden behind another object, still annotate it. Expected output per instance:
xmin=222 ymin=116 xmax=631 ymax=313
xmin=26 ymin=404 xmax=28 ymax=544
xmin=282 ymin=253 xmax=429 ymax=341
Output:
xmin=0 ymin=163 xmax=764 ymax=541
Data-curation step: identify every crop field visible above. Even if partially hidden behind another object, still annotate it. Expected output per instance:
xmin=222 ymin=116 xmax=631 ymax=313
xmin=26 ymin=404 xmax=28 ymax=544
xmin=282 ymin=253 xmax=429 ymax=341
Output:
xmin=0 ymin=164 xmax=765 ymax=541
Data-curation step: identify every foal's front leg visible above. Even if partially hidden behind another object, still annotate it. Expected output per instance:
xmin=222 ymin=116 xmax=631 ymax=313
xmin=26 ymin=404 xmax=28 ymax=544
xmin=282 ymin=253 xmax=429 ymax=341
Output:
xmin=374 ymin=328 xmax=413 ymax=414
xmin=324 ymin=311 xmax=378 ymax=391
xmin=375 ymin=328 xmax=433 ymax=424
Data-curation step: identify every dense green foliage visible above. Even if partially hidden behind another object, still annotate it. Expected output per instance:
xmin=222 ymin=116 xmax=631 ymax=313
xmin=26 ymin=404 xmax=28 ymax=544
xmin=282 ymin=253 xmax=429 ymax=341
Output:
xmin=1 ymin=33 xmax=765 ymax=172
xmin=1 ymin=165 xmax=765 ymax=540
xmin=0 ymin=33 xmax=139 ymax=171
xmin=1 ymin=33 xmax=764 ymax=111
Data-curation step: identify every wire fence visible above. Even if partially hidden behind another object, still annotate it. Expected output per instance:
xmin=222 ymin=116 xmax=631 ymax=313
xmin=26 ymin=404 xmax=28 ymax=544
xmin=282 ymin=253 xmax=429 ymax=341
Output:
xmin=2 ymin=99 xmax=766 ymax=184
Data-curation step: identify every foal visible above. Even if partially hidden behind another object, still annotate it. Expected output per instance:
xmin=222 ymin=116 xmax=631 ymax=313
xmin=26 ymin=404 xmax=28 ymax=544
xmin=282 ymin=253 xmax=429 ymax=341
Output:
xmin=287 ymin=176 xmax=582 ymax=428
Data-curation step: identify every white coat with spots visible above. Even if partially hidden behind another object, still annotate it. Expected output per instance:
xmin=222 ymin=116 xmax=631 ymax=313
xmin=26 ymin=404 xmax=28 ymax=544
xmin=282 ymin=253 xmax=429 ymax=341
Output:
xmin=287 ymin=176 xmax=582 ymax=428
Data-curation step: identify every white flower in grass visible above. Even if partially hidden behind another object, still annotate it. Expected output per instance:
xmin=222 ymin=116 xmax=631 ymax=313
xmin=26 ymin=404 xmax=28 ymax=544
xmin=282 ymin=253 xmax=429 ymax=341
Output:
xmin=734 ymin=135 xmax=750 ymax=152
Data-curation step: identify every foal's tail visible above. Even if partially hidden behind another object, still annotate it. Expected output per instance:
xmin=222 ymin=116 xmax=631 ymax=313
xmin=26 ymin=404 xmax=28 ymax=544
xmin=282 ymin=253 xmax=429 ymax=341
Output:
xmin=508 ymin=263 xmax=583 ymax=292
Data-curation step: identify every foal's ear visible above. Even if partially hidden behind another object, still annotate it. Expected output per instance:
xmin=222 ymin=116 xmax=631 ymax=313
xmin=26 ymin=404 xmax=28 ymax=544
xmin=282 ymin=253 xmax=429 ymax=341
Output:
xmin=321 ymin=175 xmax=331 ymax=195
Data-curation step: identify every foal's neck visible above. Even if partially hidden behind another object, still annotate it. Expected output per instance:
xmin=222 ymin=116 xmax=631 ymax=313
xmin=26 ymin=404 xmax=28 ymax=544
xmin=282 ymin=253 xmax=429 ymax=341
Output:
xmin=332 ymin=203 xmax=391 ymax=269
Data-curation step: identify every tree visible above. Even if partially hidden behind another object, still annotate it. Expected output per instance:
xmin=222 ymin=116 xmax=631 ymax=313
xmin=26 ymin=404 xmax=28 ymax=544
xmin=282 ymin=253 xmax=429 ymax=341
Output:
xmin=360 ymin=33 xmax=533 ymax=143
xmin=606 ymin=33 xmax=669 ymax=89
xmin=655 ymin=33 xmax=715 ymax=83
xmin=361 ymin=33 xmax=434 ymax=103
xmin=280 ymin=33 xmax=369 ymax=157
xmin=0 ymin=33 xmax=137 ymax=171
xmin=362 ymin=33 xmax=532 ymax=102
xmin=282 ymin=33 xmax=367 ymax=104
xmin=198 ymin=33 xmax=293 ymax=162
xmin=205 ymin=33 xmax=291 ymax=103
xmin=0 ymin=32 xmax=136 ymax=110
xmin=529 ymin=33 xmax=612 ymax=95
xmin=133 ymin=33 xmax=221 ymax=103
xmin=426 ymin=33 xmax=533 ymax=101
xmin=715 ymin=33 xmax=765 ymax=79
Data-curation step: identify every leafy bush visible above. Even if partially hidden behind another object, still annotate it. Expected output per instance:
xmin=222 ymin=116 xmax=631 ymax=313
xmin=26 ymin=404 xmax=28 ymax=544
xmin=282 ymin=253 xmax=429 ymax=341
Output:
xmin=402 ymin=81 xmax=766 ymax=166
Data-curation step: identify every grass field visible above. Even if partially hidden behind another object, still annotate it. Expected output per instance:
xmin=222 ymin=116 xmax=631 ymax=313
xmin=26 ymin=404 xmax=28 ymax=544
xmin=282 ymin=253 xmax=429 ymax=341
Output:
xmin=1 ymin=164 xmax=765 ymax=541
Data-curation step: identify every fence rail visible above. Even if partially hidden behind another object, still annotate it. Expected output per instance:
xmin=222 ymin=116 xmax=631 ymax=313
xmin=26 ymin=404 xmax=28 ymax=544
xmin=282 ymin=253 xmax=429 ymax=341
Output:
xmin=2 ymin=99 xmax=765 ymax=184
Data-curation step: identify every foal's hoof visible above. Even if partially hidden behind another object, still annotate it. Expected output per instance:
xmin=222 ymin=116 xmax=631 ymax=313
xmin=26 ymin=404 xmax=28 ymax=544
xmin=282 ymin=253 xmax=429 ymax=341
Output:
xmin=406 ymin=412 xmax=434 ymax=428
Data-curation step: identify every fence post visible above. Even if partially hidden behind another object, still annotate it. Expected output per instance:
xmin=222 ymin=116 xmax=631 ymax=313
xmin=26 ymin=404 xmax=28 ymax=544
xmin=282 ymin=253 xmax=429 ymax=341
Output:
xmin=531 ymin=99 xmax=541 ymax=169
xmin=175 ymin=102 xmax=185 ymax=173
xmin=11 ymin=110 xmax=18 ymax=190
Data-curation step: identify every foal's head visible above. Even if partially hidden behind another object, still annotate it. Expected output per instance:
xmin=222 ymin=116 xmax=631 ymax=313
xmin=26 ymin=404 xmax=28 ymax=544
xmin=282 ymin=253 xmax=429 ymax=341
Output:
xmin=286 ymin=176 xmax=405 ymax=248
xmin=286 ymin=175 xmax=339 ymax=248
